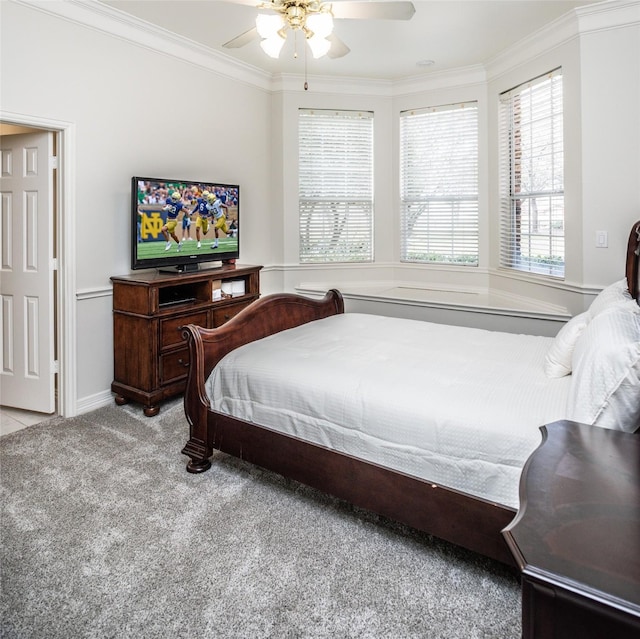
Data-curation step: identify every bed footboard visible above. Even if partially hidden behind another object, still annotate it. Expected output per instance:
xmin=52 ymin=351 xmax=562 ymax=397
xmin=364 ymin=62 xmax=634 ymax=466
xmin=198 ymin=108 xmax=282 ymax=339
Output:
xmin=181 ymin=289 xmax=344 ymax=473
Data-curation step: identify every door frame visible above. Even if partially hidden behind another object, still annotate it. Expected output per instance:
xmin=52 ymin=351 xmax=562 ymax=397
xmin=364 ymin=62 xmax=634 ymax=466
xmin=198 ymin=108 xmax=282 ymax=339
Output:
xmin=1 ymin=110 xmax=77 ymax=418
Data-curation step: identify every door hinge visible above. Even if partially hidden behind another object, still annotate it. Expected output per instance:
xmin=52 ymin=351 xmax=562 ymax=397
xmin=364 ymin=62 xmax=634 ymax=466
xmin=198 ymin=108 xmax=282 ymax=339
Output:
xmin=53 ymin=360 xmax=60 ymax=374
xmin=51 ymin=258 xmax=58 ymax=271
xmin=50 ymin=156 xmax=59 ymax=170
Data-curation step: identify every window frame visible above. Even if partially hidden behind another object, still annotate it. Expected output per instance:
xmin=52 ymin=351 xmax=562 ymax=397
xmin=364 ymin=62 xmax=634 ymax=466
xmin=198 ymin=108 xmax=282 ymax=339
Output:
xmin=298 ymin=108 xmax=374 ymax=264
xmin=399 ymin=101 xmax=479 ymax=266
xmin=499 ymin=68 xmax=565 ymax=278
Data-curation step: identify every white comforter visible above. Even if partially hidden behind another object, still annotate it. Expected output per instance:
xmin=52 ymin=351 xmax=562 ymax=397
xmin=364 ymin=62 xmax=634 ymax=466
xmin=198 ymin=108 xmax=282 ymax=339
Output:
xmin=206 ymin=313 xmax=572 ymax=509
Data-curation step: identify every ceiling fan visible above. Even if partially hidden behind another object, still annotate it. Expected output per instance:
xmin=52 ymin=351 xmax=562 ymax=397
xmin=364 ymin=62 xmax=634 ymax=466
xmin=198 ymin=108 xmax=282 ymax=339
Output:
xmin=222 ymin=0 xmax=416 ymax=60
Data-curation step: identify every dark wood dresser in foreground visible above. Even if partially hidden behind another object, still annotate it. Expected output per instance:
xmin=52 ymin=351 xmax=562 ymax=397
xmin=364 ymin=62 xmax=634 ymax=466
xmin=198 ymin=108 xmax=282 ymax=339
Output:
xmin=503 ymin=420 xmax=640 ymax=639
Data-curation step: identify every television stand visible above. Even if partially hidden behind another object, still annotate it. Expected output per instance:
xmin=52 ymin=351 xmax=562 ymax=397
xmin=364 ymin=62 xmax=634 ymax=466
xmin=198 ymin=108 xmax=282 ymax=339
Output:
xmin=158 ymin=297 xmax=196 ymax=309
xmin=159 ymin=262 xmax=218 ymax=274
xmin=111 ymin=264 xmax=262 ymax=415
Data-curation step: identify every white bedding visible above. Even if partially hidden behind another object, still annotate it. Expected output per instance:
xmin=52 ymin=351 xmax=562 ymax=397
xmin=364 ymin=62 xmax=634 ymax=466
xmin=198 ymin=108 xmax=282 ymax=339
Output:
xmin=206 ymin=313 xmax=572 ymax=509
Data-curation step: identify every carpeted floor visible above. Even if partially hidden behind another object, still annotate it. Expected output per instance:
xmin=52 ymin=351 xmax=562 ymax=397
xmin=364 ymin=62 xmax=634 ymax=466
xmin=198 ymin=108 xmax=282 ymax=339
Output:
xmin=1 ymin=399 xmax=521 ymax=638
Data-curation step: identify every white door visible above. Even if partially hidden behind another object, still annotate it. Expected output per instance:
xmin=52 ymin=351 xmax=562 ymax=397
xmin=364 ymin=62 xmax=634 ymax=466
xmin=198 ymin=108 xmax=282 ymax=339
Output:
xmin=0 ymin=131 xmax=56 ymax=413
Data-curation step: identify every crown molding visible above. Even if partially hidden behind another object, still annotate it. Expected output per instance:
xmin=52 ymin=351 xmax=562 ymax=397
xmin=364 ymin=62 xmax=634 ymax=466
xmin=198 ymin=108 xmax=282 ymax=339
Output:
xmin=271 ymin=72 xmax=394 ymax=96
xmin=486 ymin=7 xmax=579 ymax=80
xmin=12 ymin=0 xmax=274 ymax=92
xmin=486 ymin=0 xmax=638 ymax=81
xmin=12 ymin=0 xmax=638 ymax=97
xmin=575 ymin=0 xmax=640 ymax=32
xmin=392 ymin=64 xmax=487 ymax=97
xmin=8 ymin=0 xmax=493 ymax=98
xmin=271 ymin=63 xmax=487 ymax=96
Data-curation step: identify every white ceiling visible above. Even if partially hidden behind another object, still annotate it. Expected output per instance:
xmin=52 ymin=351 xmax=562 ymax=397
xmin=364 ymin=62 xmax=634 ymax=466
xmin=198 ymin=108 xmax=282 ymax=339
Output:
xmin=100 ymin=0 xmax=602 ymax=80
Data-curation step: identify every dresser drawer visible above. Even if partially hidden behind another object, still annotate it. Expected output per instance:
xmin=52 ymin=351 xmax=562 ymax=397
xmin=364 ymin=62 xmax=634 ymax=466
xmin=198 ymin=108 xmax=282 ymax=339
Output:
xmin=212 ymin=300 xmax=252 ymax=327
xmin=160 ymin=311 xmax=208 ymax=350
xmin=159 ymin=349 xmax=191 ymax=385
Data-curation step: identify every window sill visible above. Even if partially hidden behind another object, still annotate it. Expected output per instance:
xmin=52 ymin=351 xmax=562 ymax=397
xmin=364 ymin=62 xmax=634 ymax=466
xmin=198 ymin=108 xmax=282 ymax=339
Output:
xmin=295 ymin=280 xmax=571 ymax=322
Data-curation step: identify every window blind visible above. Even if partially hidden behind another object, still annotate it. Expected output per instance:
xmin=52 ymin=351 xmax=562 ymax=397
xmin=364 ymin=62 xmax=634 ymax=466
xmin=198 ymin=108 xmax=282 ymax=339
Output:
xmin=499 ymin=69 xmax=564 ymax=277
xmin=400 ymin=102 xmax=478 ymax=265
xmin=298 ymin=109 xmax=373 ymax=263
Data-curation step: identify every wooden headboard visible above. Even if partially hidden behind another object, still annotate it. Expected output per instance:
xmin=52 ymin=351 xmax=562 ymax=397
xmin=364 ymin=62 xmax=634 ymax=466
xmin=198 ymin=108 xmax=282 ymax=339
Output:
xmin=626 ymin=219 xmax=640 ymax=303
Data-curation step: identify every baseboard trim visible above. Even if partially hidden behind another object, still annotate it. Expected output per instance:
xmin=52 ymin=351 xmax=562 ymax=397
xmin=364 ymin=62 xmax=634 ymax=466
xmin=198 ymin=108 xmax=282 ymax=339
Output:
xmin=75 ymin=390 xmax=114 ymax=416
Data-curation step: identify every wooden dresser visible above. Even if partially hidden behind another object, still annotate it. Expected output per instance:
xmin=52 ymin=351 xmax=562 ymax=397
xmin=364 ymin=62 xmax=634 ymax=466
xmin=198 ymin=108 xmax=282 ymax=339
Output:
xmin=503 ymin=420 xmax=640 ymax=639
xmin=111 ymin=264 xmax=261 ymax=415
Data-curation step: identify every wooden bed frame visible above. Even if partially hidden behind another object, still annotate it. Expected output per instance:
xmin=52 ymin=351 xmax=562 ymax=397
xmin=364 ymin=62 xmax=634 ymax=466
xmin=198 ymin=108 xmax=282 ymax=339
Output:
xmin=181 ymin=220 xmax=640 ymax=566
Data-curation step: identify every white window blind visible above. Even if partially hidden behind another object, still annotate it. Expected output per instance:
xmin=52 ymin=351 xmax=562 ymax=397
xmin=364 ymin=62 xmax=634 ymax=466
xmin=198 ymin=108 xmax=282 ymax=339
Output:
xmin=299 ymin=109 xmax=373 ymax=263
xmin=499 ymin=69 xmax=564 ymax=277
xmin=400 ymin=102 xmax=478 ymax=265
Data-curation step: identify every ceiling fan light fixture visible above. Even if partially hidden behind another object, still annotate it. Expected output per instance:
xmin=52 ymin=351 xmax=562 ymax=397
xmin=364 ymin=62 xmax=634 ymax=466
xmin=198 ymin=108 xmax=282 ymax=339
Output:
xmin=255 ymin=1 xmax=336 ymax=60
xmin=225 ymin=1 xmax=416 ymax=63
xmin=307 ymin=33 xmax=331 ymax=58
xmin=256 ymin=13 xmax=284 ymax=39
xmin=285 ymin=4 xmax=307 ymax=30
xmin=306 ymin=11 xmax=333 ymax=39
xmin=260 ymin=33 xmax=286 ymax=58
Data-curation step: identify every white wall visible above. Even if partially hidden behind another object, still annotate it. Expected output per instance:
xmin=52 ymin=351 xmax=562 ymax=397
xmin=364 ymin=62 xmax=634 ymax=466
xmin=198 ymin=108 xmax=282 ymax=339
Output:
xmin=1 ymin=1 xmax=273 ymax=411
xmin=578 ymin=7 xmax=640 ymax=287
xmin=2 ymin=0 xmax=638 ymax=413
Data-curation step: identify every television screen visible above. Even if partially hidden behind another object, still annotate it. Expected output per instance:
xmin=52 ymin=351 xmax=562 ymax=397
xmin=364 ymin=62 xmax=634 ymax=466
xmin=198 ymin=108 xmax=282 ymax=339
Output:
xmin=132 ymin=176 xmax=239 ymax=271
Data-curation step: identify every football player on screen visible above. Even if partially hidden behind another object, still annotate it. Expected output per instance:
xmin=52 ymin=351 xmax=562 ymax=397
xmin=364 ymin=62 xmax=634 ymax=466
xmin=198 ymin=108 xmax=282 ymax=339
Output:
xmin=181 ymin=186 xmax=198 ymax=242
xmin=193 ymin=190 xmax=212 ymax=248
xmin=206 ymin=192 xmax=230 ymax=249
xmin=161 ymin=191 xmax=188 ymax=251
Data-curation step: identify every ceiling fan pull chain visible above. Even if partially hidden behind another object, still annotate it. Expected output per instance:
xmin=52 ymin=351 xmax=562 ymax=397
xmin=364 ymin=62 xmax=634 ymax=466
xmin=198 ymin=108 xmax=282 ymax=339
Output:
xmin=304 ymin=42 xmax=309 ymax=90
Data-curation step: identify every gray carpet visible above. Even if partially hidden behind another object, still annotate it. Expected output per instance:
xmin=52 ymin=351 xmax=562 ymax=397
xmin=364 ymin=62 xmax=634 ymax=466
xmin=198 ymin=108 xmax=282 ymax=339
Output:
xmin=1 ymin=399 xmax=521 ymax=638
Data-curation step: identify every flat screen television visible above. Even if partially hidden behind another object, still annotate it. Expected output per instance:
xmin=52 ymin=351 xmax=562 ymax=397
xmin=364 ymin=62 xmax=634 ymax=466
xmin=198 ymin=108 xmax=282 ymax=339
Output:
xmin=132 ymin=176 xmax=239 ymax=272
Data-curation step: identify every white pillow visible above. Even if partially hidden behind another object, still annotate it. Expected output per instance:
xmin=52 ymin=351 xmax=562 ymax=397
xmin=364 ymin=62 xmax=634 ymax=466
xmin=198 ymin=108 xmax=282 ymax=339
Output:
xmin=588 ymin=278 xmax=632 ymax=318
xmin=544 ymin=312 xmax=590 ymax=378
xmin=568 ymin=303 xmax=640 ymax=432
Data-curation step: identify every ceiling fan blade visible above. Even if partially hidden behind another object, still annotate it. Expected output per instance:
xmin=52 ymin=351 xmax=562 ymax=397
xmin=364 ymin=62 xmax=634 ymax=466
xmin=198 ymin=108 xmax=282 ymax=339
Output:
xmin=326 ymin=33 xmax=351 ymax=59
xmin=330 ymin=1 xmax=416 ymax=21
xmin=223 ymin=26 xmax=260 ymax=49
